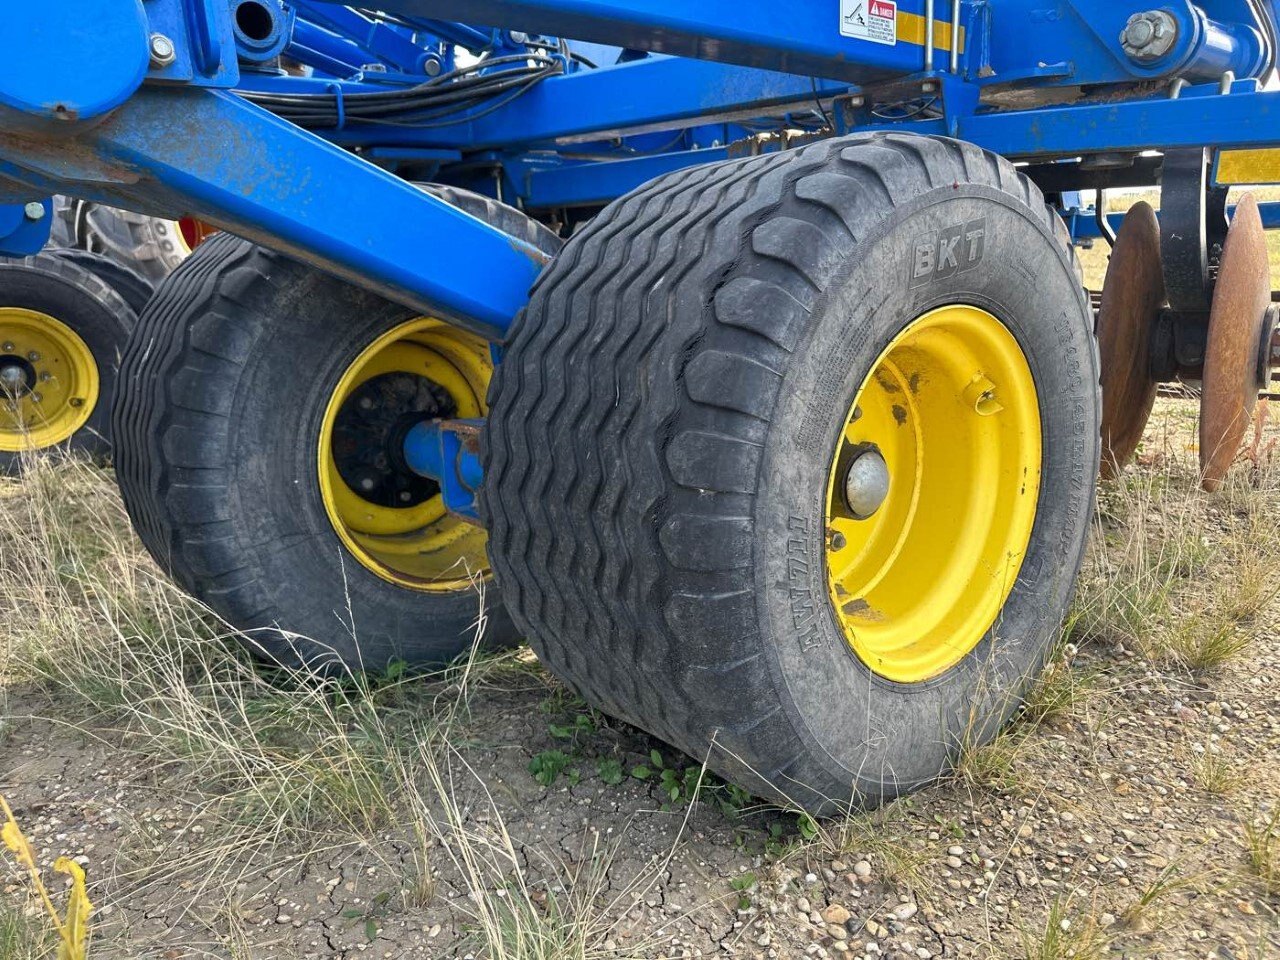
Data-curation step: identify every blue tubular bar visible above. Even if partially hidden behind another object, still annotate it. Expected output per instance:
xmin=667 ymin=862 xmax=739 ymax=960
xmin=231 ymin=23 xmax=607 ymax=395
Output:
xmin=403 ymin=419 xmax=484 ymax=520
xmin=0 ymin=88 xmax=546 ymax=340
xmin=309 ymin=0 xmax=963 ymax=83
xmin=958 ymin=86 xmax=1280 ymax=158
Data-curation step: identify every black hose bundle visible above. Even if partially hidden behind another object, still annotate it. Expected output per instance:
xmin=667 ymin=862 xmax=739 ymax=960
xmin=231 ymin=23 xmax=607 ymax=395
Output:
xmin=241 ymin=53 xmax=563 ymax=129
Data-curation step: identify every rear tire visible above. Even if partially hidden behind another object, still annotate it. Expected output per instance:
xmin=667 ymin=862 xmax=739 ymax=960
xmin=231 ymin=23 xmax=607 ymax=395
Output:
xmin=48 ymin=247 xmax=155 ymax=319
xmin=112 ymin=189 xmax=559 ymax=670
xmin=0 ymin=253 xmax=134 ymax=473
xmin=483 ymin=133 xmax=1099 ymax=813
xmin=56 ymin=198 xmax=188 ymax=283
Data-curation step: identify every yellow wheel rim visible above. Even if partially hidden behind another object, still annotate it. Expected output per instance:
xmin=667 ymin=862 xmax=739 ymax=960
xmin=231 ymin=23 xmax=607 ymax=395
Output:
xmin=0 ymin=307 xmax=99 ymax=452
xmin=824 ymin=305 xmax=1042 ymax=683
xmin=318 ymin=317 xmax=492 ymax=593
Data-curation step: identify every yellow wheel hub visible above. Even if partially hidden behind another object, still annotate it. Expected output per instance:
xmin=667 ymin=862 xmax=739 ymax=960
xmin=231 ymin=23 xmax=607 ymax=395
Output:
xmin=0 ymin=307 xmax=99 ymax=452
xmin=824 ymin=305 xmax=1042 ymax=683
xmin=318 ymin=317 xmax=492 ymax=593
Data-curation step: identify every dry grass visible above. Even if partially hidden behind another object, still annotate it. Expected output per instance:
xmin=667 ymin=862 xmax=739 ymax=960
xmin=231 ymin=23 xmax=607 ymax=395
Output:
xmin=1243 ymin=808 xmax=1280 ymax=897
xmin=0 ymin=897 xmax=54 ymax=960
xmin=0 ymin=456 xmax=663 ymax=960
xmin=1020 ymin=896 xmax=1111 ymax=960
xmin=809 ymin=808 xmax=935 ymax=896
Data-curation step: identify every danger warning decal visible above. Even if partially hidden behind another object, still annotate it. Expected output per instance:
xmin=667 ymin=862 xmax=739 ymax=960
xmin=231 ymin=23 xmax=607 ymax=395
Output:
xmin=840 ymin=0 xmax=897 ymax=45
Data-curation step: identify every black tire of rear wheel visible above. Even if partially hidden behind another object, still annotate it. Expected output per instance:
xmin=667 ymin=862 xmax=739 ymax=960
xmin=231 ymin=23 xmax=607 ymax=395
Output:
xmin=69 ymin=201 xmax=187 ymax=283
xmin=0 ymin=253 xmax=134 ymax=474
xmin=482 ymin=132 xmax=1100 ymax=814
xmin=421 ymin=184 xmax=563 ymax=255
xmin=48 ymin=248 xmax=155 ymax=320
xmin=110 ymin=233 xmax=528 ymax=672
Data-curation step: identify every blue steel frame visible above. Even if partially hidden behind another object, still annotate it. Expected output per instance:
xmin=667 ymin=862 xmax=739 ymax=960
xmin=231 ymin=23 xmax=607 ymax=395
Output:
xmin=3 ymin=0 xmax=1280 ymax=504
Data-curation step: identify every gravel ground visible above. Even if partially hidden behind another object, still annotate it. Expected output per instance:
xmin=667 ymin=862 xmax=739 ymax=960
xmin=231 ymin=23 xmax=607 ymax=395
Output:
xmin=2 ymin=397 xmax=1279 ymax=960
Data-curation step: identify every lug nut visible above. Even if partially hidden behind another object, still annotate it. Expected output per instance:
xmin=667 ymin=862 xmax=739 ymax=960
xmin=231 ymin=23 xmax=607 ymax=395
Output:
xmin=23 ymin=202 xmax=45 ymax=222
xmin=2 ymin=342 xmax=14 ymax=353
xmin=844 ymin=449 xmax=890 ymax=519
xmin=30 ymin=392 xmax=42 ymax=403
xmin=27 ymin=351 xmax=40 ymax=362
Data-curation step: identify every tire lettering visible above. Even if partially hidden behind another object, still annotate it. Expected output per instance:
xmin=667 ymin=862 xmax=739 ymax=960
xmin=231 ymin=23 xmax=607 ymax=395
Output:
xmin=909 ymin=217 xmax=987 ymax=287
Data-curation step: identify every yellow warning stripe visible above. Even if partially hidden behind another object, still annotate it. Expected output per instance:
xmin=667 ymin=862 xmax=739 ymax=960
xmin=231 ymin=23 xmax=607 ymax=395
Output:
xmin=897 ymin=11 xmax=964 ymax=49
xmin=1216 ymin=149 xmax=1280 ymax=186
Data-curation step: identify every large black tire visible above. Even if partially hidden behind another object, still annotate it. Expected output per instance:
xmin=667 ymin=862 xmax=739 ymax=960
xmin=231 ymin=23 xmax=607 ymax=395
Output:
xmin=48 ymin=248 xmax=155 ymax=320
xmin=422 ymin=184 xmax=563 ymax=253
xmin=483 ymin=133 xmax=1100 ymax=813
xmin=112 ymin=186 xmax=559 ymax=672
xmin=0 ymin=253 xmax=135 ymax=474
xmin=55 ymin=198 xmax=187 ymax=283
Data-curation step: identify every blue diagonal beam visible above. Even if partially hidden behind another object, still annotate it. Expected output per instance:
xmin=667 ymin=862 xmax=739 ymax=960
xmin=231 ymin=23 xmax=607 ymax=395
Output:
xmin=0 ymin=87 xmax=547 ymax=339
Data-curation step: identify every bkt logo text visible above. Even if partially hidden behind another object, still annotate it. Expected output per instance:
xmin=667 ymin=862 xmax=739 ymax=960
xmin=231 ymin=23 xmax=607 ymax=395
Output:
xmin=910 ymin=217 xmax=986 ymax=287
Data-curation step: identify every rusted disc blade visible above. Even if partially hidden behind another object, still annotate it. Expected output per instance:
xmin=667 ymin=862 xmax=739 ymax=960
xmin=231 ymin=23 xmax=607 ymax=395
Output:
xmin=1201 ymin=193 xmax=1271 ymax=491
xmin=1098 ymin=201 xmax=1165 ymax=479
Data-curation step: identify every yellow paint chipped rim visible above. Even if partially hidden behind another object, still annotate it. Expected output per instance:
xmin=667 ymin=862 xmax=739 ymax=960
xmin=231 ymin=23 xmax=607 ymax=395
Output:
xmin=824 ymin=304 xmax=1042 ymax=683
xmin=0 ymin=307 xmax=99 ymax=452
xmin=318 ymin=317 xmax=492 ymax=593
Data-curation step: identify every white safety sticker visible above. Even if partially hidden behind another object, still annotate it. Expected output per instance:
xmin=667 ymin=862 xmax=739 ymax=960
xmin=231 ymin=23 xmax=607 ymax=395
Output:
xmin=840 ymin=0 xmax=897 ymax=45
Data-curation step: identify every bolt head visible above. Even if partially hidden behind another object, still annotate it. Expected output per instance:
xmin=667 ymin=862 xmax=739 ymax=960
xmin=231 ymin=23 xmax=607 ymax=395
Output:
xmin=22 ymin=202 xmax=45 ymax=222
xmin=149 ymin=33 xmax=177 ymax=67
xmin=1121 ymin=10 xmax=1177 ymax=61
xmin=844 ymin=449 xmax=891 ymax=520
xmin=30 ymin=391 xmax=42 ymax=404
xmin=1 ymin=342 xmax=14 ymax=353
xmin=26 ymin=351 xmax=40 ymax=362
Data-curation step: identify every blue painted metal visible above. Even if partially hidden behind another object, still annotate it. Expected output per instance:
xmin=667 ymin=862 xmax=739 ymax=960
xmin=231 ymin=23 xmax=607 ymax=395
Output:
xmin=307 ymin=0 xmax=966 ymax=83
xmin=0 ymin=0 xmax=148 ymax=122
xmin=0 ymin=200 xmax=53 ymax=257
xmin=0 ymin=86 xmax=546 ymax=339
xmin=4 ymin=0 xmax=1280 ymax=340
xmin=403 ymin=419 xmax=483 ymax=520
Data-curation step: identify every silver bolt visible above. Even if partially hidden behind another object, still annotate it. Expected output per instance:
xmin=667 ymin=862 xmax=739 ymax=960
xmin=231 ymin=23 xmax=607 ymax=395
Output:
xmin=26 ymin=351 xmax=40 ymax=362
xmin=39 ymin=371 xmax=51 ymax=382
xmin=149 ymin=33 xmax=177 ymax=67
xmin=359 ymin=477 xmax=376 ymax=492
xmin=30 ymin=391 xmax=42 ymax=404
xmin=2 ymin=342 xmax=14 ymax=353
xmin=358 ymin=396 xmax=375 ymax=411
xmin=23 ymin=202 xmax=45 ymax=221
xmin=1120 ymin=11 xmax=1178 ymax=62
xmin=844 ymin=449 xmax=891 ymax=520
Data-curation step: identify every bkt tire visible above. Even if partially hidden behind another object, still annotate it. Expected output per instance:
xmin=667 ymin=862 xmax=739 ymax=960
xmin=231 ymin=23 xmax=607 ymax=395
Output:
xmin=484 ymin=133 xmax=1100 ymax=814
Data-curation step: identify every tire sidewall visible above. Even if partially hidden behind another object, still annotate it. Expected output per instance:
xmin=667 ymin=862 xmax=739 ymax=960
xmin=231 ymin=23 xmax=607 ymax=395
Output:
xmin=755 ymin=188 xmax=1098 ymax=798
xmin=218 ymin=273 xmax=515 ymax=668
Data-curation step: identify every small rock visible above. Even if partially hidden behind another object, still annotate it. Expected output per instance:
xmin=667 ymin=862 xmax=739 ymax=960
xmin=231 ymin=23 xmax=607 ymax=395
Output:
xmin=853 ymin=861 xmax=872 ymax=878
xmin=892 ymin=903 xmax=917 ymax=921
xmin=823 ymin=904 xmax=852 ymax=925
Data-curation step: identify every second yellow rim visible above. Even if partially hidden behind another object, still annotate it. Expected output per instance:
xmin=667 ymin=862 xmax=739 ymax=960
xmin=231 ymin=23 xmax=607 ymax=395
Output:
xmin=318 ymin=317 xmax=493 ymax=593
xmin=824 ymin=304 xmax=1042 ymax=683
xmin=0 ymin=307 xmax=99 ymax=452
